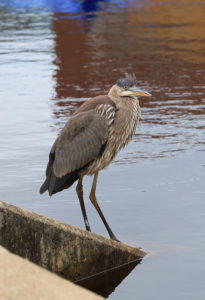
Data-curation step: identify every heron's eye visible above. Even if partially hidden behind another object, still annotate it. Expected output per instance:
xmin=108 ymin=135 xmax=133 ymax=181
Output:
xmin=124 ymin=86 xmax=128 ymax=90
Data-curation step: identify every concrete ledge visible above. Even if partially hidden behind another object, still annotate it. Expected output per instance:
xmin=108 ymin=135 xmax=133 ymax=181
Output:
xmin=0 ymin=200 xmax=146 ymax=294
xmin=0 ymin=245 xmax=104 ymax=300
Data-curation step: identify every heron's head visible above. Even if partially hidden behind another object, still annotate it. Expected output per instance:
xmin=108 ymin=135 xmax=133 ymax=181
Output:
xmin=115 ymin=73 xmax=151 ymax=98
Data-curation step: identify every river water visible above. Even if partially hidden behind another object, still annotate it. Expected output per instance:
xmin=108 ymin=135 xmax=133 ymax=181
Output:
xmin=0 ymin=0 xmax=205 ymax=299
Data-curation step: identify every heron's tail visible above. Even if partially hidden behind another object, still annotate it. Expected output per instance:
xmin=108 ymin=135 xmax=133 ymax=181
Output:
xmin=39 ymin=171 xmax=79 ymax=196
xmin=40 ymin=179 xmax=49 ymax=194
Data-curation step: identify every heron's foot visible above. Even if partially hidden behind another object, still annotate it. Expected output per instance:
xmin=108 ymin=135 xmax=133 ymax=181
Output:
xmin=110 ymin=234 xmax=120 ymax=242
xmin=85 ymin=220 xmax=91 ymax=232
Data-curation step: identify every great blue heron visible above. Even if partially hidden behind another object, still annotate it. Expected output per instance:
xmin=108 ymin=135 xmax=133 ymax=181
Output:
xmin=40 ymin=73 xmax=151 ymax=241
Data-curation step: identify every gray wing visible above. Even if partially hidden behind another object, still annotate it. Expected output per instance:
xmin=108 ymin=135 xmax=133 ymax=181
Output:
xmin=52 ymin=110 xmax=108 ymax=178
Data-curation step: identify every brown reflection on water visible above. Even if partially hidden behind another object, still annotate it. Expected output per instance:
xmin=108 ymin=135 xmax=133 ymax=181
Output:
xmin=51 ymin=0 xmax=205 ymax=156
xmin=52 ymin=0 xmax=205 ymax=97
xmin=53 ymin=14 xmax=92 ymax=100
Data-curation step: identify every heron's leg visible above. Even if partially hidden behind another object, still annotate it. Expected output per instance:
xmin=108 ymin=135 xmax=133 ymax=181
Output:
xmin=76 ymin=176 xmax=91 ymax=232
xmin=90 ymin=172 xmax=119 ymax=241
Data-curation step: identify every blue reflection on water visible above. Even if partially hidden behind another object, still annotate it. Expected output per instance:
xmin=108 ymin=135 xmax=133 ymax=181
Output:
xmin=0 ymin=0 xmax=153 ymax=13
xmin=0 ymin=0 xmax=126 ymax=13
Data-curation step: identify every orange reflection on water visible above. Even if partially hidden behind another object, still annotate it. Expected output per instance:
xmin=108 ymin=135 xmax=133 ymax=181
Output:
xmin=51 ymin=0 xmax=205 ymax=155
xmin=52 ymin=0 xmax=205 ymax=100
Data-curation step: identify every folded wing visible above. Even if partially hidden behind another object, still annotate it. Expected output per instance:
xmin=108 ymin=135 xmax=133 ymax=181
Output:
xmin=40 ymin=110 xmax=109 ymax=195
xmin=53 ymin=110 xmax=108 ymax=178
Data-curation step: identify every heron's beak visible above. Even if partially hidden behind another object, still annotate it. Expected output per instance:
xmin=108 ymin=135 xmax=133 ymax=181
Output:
xmin=130 ymin=86 xmax=151 ymax=97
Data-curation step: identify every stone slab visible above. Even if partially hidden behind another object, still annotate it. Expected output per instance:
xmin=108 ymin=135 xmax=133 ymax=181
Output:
xmin=0 ymin=245 xmax=104 ymax=300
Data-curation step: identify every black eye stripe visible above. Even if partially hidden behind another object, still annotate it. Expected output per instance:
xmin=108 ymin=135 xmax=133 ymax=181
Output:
xmin=117 ymin=78 xmax=136 ymax=88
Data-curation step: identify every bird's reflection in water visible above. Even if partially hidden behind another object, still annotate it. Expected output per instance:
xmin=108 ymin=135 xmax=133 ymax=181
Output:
xmin=75 ymin=258 xmax=142 ymax=298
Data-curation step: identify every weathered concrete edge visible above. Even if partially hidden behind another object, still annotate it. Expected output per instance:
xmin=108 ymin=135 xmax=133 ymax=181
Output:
xmin=0 ymin=200 xmax=146 ymax=258
xmin=0 ymin=245 xmax=104 ymax=300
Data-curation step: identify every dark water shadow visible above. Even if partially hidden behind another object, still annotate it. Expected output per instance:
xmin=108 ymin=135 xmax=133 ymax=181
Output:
xmin=75 ymin=258 xmax=142 ymax=298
